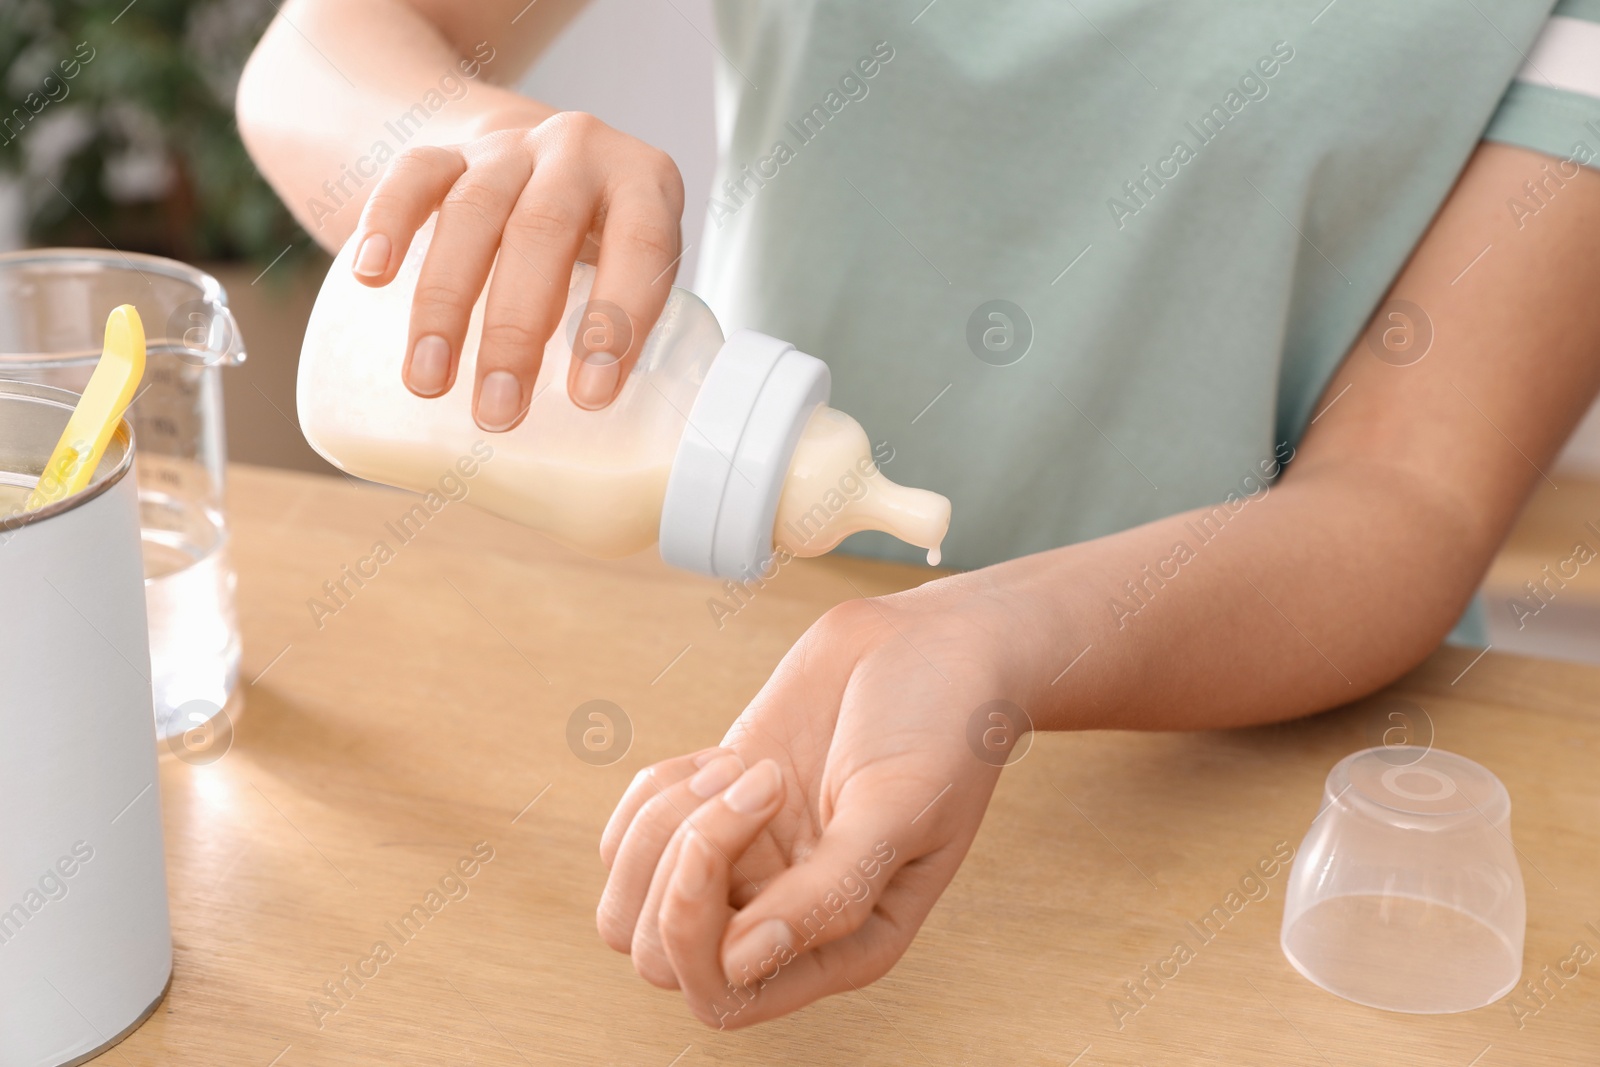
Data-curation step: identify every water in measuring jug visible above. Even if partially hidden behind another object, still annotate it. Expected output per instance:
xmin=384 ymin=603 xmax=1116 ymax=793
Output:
xmin=140 ymin=475 xmax=239 ymax=736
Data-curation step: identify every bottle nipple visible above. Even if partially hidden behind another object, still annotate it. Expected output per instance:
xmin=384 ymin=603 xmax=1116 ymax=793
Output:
xmin=773 ymin=407 xmax=951 ymax=564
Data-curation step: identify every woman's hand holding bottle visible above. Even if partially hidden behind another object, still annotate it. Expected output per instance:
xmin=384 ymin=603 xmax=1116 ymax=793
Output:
xmin=347 ymin=111 xmax=686 ymax=428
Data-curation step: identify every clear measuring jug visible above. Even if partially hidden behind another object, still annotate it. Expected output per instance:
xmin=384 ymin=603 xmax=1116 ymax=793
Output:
xmin=0 ymin=249 xmax=245 ymax=743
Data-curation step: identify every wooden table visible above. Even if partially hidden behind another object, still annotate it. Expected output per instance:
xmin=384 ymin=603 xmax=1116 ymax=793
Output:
xmin=101 ymin=465 xmax=1600 ymax=1066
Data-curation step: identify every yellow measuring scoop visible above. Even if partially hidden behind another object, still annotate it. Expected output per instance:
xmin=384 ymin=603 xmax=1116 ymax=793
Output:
xmin=24 ymin=304 xmax=147 ymax=512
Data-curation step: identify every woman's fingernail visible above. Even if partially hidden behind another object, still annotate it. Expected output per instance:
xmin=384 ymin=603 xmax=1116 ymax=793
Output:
xmin=408 ymin=335 xmax=450 ymax=395
xmin=352 ymin=233 xmax=390 ymax=277
xmin=571 ymin=354 xmax=620 ymax=410
xmin=688 ymin=753 xmax=744 ymax=798
xmin=673 ymin=834 xmax=715 ymax=899
xmin=723 ymin=760 xmax=781 ymax=814
xmin=692 ymin=750 xmax=721 ymax=769
xmin=726 ymin=919 xmax=793 ymax=976
xmin=476 ymin=370 xmax=523 ymax=431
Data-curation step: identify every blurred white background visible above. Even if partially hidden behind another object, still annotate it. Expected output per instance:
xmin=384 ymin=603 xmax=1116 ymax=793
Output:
xmin=517 ymin=0 xmax=718 ymax=288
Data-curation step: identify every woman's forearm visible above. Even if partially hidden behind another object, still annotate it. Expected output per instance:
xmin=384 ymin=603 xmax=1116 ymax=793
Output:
xmin=236 ymin=0 xmax=575 ymax=249
xmin=1003 ymin=142 xmax=1600 ymax=733
xmin=1004 ymin=458 xmax=1487 ymax=731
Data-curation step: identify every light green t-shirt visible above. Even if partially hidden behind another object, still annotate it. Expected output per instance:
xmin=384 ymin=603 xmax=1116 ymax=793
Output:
xmin=693 ymin=0 xmax=1600 ymax=596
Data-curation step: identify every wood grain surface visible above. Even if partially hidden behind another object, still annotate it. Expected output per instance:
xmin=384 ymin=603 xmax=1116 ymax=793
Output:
xmin=97 ymin=465 xmax=1600 ymax=1066
xmin=1483 ymin=475 xmax=1600 ymax=610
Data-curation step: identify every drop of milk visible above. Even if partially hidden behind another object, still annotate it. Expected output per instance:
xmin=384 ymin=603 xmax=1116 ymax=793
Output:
xmin=927 ymin=545 xmax=942 ymax=567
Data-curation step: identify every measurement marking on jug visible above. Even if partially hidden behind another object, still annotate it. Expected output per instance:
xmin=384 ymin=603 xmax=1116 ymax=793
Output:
xmin=651 ymin=644 xmax=693 ymax=685
xmin=110 ymin=782 xmax=153 ymax=824
xmin=512 ymin=783 xmax=553 ymax=824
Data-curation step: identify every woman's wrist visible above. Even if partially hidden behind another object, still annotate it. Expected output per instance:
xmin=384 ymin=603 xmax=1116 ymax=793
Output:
xmin=934 ymin=547 xmax=1119 ymax=735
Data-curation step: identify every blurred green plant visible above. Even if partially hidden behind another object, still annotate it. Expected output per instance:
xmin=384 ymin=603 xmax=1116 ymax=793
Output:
xmin=0 ymin=0 xmax=314 ymax=272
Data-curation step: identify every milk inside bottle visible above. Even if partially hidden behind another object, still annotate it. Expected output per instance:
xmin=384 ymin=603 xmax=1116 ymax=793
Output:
xmin=297 ymin=217 xmax=950 ymax=578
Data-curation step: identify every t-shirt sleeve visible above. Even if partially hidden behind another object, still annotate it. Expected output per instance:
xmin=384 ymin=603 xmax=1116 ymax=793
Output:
xmin=1483 ymin=0 xmax=1600 ymax=166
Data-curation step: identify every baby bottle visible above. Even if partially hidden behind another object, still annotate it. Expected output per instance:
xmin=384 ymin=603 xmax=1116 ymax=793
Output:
xmin=297 ymin=217 xmax=950 ymax=578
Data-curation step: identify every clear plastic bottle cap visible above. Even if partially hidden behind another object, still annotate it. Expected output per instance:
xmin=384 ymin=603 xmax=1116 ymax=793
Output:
xmin=1280 ymin=746 xmax=1526 ymax=1014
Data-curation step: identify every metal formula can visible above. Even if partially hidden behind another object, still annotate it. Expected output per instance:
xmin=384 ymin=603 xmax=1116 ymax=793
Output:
xmin=0 ymin=379 xmax=172 ymax=1067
